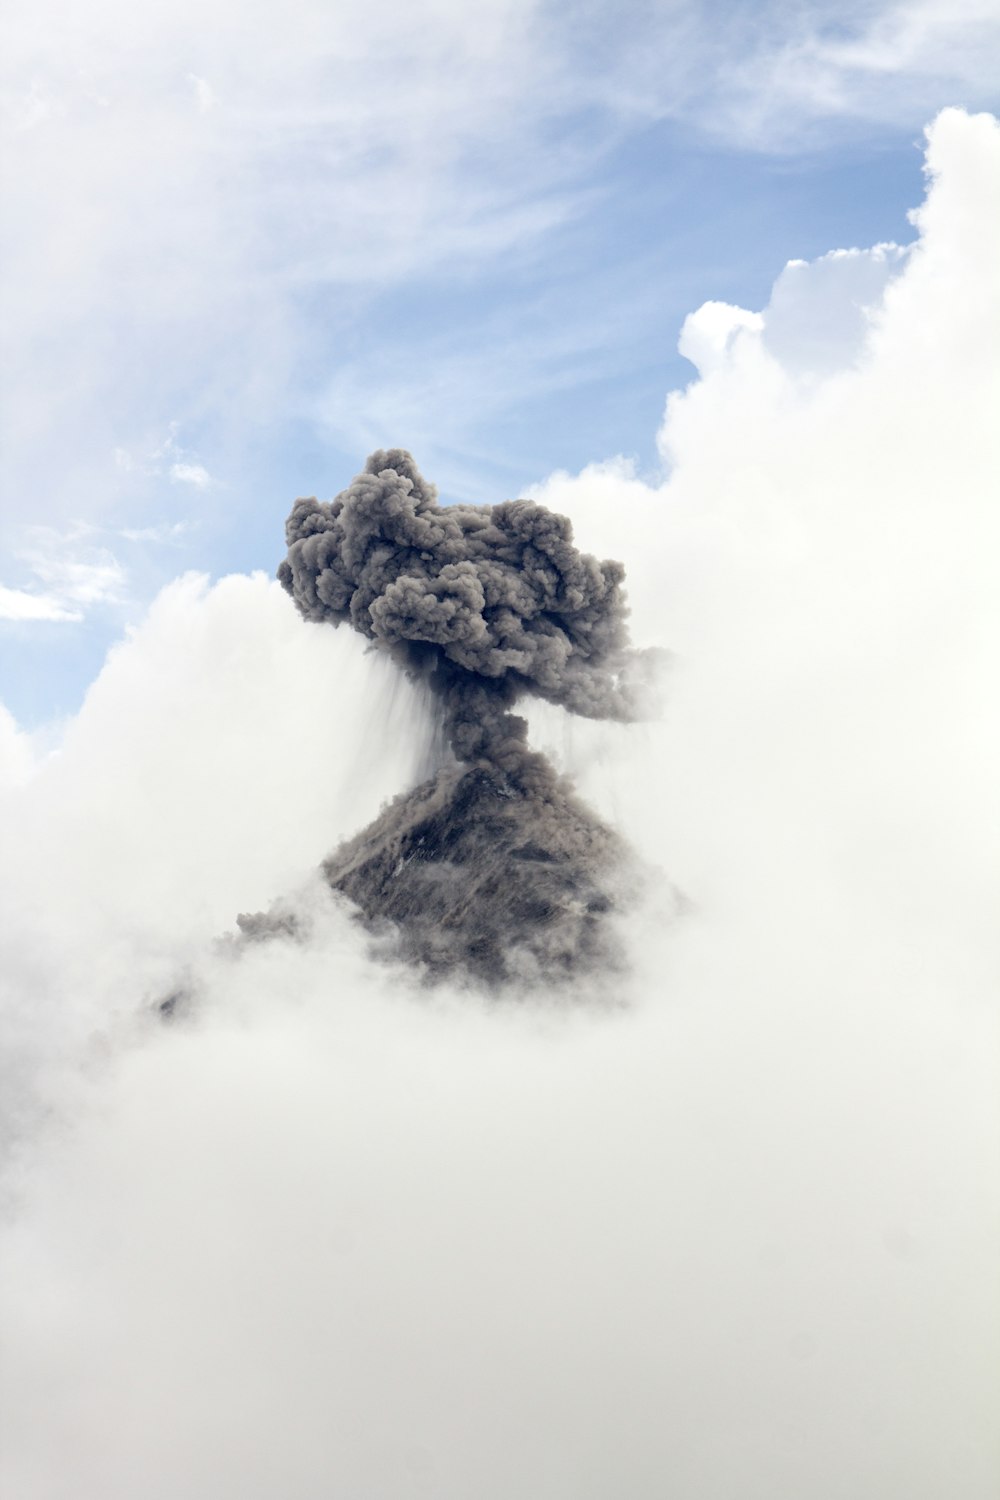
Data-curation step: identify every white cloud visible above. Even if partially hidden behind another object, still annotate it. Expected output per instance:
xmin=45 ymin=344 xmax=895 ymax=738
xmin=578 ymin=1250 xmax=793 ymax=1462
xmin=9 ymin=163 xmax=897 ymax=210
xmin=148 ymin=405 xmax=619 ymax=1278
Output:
xmin=0 ymin=584 xmax=81 ymax=622
xmin=676 ymin=300 xmax=765 ymax=379
xmin=1 ymin=109 xmax=998 ymax=1499
xmin=759 ymin=243 xmax=909 ymax=377
xmin=0 ymin=516 xmax=193 ymax=630
xmin=117 ymin=520 xmax=191 ymax=544
xmin=187 ymin=73 xmax=217 ymax=115
xmin=168 ymin=461 xmax=212 ymax=488
xmin=680 ymin=0 xmax=1000 ymax=147
xmin=112 ymin=427 xmax=214 ymax=492
xmin=0 ymin=523 xmax=127 ymax=629
xmin=26 ymin=550 xmax=125 ymax=606
xmin=0 ymin=701 xmax=38 ymax=784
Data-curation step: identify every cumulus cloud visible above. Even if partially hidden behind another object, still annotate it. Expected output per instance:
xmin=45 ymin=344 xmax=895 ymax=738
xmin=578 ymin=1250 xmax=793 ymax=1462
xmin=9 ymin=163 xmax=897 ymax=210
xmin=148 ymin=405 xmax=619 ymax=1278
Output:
xmin=0 ymin=109 xmax=998 ymax=1499
xmin=0 ymin=701 xmax=38 ymax=783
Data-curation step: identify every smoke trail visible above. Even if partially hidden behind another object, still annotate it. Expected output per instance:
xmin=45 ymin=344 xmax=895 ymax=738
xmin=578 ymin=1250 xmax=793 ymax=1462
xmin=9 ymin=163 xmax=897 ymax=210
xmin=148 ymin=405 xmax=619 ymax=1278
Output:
xmin=266 ymin=450 xmax=654 ymax=986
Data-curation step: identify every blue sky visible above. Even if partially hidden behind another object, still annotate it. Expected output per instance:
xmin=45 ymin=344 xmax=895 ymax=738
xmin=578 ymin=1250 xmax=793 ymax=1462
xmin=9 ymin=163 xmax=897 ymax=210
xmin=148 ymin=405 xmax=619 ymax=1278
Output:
xmin=2 ymin=0 xmax=998 ymax=728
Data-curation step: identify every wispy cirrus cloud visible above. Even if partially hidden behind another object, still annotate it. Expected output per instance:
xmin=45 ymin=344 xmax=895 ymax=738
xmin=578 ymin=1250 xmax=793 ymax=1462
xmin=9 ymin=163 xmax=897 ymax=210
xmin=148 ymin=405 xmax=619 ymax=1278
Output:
xmin=116 ymin=521 xmax=192 ymax=545
xmin=539 ymin=1 xmax=1000 ymax=149
xmin=0 ymin=523 xmax=126 ymax=624
xmin=0 ymin=585 xmax=83 ymax=624
xmin=113 ymin=426 xmax=215 ymax=490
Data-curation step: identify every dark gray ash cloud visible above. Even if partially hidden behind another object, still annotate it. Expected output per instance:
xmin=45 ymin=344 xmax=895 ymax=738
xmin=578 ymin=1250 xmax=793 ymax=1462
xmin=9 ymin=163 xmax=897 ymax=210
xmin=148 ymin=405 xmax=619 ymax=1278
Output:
xmin=268 ymin=450 xmax=654 ymax=986
xmin=278 ymin=448 xmax=644 ymax=765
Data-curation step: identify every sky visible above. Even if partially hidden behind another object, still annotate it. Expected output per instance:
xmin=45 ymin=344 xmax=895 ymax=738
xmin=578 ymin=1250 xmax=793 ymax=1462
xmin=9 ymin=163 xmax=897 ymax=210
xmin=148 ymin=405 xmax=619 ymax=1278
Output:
xmin=1 ymin=3 xmax=999 ymax=1497
xmin=2 ymin=0 xmax=1000 ymax=731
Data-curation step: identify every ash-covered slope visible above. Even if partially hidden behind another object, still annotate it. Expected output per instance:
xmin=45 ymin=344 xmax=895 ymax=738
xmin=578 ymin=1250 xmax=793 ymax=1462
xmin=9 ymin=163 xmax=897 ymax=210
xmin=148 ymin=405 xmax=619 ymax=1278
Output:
xmin=236 ymin=449 xmax=653 ymax=990
xmin=321 ymin=754 xmax=629 ymax=987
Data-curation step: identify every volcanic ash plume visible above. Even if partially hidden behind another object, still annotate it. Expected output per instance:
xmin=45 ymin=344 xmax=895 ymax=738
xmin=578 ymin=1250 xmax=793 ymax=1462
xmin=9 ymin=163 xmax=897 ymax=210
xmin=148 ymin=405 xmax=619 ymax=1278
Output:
xmin=265 ymin=449 xmax=654 ymax=986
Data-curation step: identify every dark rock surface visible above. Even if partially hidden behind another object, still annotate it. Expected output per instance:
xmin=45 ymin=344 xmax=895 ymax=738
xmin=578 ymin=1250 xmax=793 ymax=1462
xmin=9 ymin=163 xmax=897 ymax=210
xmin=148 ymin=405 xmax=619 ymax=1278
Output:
xmin=319 ymin=758 xmax=630 ymax=987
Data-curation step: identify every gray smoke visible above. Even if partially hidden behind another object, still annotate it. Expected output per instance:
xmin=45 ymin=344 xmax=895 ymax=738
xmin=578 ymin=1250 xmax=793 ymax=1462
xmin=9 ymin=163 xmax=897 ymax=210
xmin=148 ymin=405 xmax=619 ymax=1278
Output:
xmin=267 ymin=450 xmax=654 ymax=987
xmin=278 ymin=449 xmax=642 ymax=770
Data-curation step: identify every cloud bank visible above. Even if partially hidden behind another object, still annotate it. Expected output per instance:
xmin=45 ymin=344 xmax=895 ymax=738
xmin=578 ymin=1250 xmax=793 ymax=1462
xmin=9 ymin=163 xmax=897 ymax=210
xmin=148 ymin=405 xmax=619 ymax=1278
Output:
xmin=0 ymin=109 xmax=998 ymax=1498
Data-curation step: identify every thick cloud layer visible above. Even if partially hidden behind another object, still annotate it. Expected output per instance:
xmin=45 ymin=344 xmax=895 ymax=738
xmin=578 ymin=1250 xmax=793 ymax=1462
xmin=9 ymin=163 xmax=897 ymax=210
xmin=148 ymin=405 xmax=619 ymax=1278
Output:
xmin=0 ymin=109 xmax=997 ymax=1500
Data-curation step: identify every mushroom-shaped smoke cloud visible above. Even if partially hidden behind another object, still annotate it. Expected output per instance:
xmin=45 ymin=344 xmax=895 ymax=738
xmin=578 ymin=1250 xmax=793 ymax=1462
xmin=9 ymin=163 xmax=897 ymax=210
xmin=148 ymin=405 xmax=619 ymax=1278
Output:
xmin=277 ymin=449 xmax=641 ymax=770
xmin=267 ymin=451 xmax=655 ymax=988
